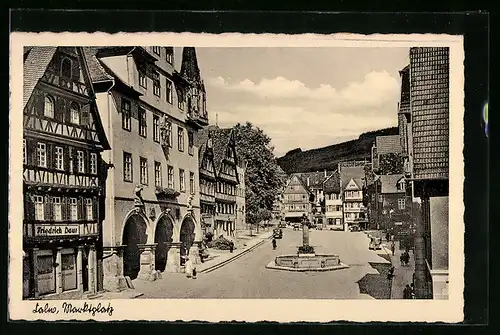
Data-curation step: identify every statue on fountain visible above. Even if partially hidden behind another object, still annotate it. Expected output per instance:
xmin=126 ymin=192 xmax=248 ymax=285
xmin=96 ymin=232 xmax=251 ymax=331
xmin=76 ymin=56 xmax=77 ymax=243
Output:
xmin=299 ymin=214 xmax=314 ymax=254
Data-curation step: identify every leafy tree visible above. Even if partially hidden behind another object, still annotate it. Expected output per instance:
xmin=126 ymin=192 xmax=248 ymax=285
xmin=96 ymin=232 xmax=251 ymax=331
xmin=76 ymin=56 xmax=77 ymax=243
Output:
xmin=231 ymin=122 xmax=286 ymax=226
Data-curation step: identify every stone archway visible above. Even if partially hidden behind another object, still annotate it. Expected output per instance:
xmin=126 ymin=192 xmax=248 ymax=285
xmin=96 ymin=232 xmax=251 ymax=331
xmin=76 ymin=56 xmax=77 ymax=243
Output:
xmin=179 ymin=215 xmax=196 ymax=266
xmin=154 ymin=214 xmax=174 ymax=272
xmin=122 ymin=213 xmax=148 ymax=280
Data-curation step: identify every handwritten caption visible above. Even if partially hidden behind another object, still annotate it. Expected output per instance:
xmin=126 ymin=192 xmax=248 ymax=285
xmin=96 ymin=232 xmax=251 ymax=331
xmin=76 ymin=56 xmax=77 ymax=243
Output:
xmin=32 ymin=302 xmax=114 ymax=317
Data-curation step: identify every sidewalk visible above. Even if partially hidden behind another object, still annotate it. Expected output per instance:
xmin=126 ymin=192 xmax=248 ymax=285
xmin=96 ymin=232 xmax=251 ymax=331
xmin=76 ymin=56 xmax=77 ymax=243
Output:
xmin=382 ymin=240 xmax=415 ymax=299
xmin=198 ymin=230 xmax=273 ymax=273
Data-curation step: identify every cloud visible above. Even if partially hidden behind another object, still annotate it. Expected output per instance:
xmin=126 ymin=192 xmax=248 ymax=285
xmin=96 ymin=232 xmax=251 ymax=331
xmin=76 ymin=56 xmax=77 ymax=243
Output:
xmin=211 ymin=104 xmax=396 ymax=157
xmin=207 ymin=71 xmax=400 ymax=110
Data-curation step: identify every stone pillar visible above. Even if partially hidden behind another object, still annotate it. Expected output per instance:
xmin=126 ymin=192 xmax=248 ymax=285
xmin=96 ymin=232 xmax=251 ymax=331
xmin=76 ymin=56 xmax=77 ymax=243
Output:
xmin=77 ymin=246 xmax=83 ymax=292
xmin=302 ymin=224 xmax=309 ymax=247
xmin=102 ymin=246 xmax=128 ymax=292
xmin=55 ymin=247 xmax=63 ymax=294
xmin=137 ymin=244 xmax=158 ymax=281
xmin=89 ymin=246 xmax=97 ymax=294
xmin=32 ymin=247 xmax=39 ymax=299
xmin=165 ymin=242 xmax=181 ymax=273
xmin=189 ymin=242 xmax=201 ymax=265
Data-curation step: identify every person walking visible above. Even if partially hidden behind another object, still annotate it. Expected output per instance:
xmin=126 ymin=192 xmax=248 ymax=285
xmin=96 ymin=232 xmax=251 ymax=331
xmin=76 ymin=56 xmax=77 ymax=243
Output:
xmin=229 ymin=241 xmax=234 ymax=253
xmin=391 ymin=241 xmax=395 ymax=256
xmin=185 ymin=257 xmax=193 ymax=279
xmin=272 ymin=238 xmax=277 ymax=250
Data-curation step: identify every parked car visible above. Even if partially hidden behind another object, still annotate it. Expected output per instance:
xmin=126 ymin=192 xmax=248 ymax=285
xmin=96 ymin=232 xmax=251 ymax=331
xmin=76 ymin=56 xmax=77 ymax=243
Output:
xmin=273 ymin=228 xmax=283 ymax=239
xmin=349 ymin=224 xmax=361 ymax=232
xmin=293 ymin=223 xmax=300 ymax=231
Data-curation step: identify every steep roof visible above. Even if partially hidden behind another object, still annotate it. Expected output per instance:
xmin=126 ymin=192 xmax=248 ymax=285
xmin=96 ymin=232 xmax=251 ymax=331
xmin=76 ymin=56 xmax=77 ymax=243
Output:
xmin=376 ymin=135 xmax=402 ymax=155
xmin=339 ymin=166 xmax=365 ymax=191
xmin=83 ymin=47 xmax=114 ymax=82
xmin=323 ymin=171 xmax=341 ymax=194
xmin=23 ymin=46 xmax=57 ymax=110
xmin=297 ymin=171 xmax=334 ymax=189
xmin=379 ymin=174 xmax=405 ymax=194
xmin=180 ymin=47 xmax=202 ymax=87
xmin=286 ymin=173 xmax=312 ymax=194
xmin=211 ymin=126 xmax=234 ymax=172
xmin=194 ymin=127 xmax=211 ymax=167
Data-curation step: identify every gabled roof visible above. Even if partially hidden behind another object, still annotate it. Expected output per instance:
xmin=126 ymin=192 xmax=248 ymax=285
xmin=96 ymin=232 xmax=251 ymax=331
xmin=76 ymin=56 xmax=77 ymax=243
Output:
xmin=323 ymin=170 xmax=340 ymax=194
xmin=339 ymin=166 xmax=365 ymax=191
xmin=23 ymin=46 xmax=57 ymax=110
xmin=285 ymin=173 xmax=312 ymax=194
xmin=210 ymin=126 xmax=235 ymax=173
xmin=83 ymin=47 xmax=114 ymax=83
xmin=379 ymin=174 xmax=405 ymax=194
xmin=194 ymin=127 xmax=211 ymax=166
xmin=180 ymin=47 xmax=203 ymax=88
xmin=376 ymin=135 xmax=402 ymax=155
xmin=297 ymin=171 xmax=334 ymax=190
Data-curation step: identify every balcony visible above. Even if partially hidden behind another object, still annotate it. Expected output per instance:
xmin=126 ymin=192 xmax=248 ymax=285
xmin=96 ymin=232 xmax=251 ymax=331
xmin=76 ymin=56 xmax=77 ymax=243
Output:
xmin=215 ymin=192 xmax=236 ymax=203
xmin=41 ymin=71 xmax=89 ymax=97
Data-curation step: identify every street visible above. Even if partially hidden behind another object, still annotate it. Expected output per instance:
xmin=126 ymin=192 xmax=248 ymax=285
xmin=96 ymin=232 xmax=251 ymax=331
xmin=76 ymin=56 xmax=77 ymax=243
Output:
xmin=133 ymin=229 xmax=391 ymax=299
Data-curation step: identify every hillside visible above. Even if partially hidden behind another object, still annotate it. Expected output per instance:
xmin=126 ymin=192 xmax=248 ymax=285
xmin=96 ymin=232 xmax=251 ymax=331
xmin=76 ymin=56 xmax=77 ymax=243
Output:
xmin=277 ymin=127 xmax=399 ymax=174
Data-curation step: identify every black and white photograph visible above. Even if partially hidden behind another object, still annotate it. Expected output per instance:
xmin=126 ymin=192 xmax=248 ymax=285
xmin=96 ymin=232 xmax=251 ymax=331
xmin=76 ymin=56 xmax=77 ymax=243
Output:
xmin=9 ymin=32 xmax=465 ymax=322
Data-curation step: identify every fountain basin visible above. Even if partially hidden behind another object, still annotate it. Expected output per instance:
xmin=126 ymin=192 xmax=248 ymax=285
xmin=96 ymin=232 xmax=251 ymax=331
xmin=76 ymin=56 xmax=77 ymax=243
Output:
xmin=266 ymin=254 xmax=349 ymax=272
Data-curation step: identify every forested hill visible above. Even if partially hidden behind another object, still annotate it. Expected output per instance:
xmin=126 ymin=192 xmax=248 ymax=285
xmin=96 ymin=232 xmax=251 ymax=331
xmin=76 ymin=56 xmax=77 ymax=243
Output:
xmin=277 ymin=127 xmax=399 ymax=174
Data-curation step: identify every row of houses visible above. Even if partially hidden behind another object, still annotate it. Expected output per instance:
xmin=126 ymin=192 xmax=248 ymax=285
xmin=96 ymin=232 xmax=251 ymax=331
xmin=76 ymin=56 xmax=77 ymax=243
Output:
xmin=22 ymin=46 xmax=246 ymax=300
xmin=276 ymin=47 xmax=450 ymax=300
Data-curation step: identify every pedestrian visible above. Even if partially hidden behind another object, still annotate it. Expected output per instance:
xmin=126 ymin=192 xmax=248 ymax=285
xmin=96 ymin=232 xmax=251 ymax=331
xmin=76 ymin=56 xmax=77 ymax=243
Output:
xmin=400 ymin=254 xmax=405 ymax=266
xmin=272 ymin=238 xmax=277 ymax=250
xmin=391 ymin=242 xmax=395 ymax=256
xmin=185 ymin=257 xmax=193 ymax=279
xmin=386 ymin=232 xmax=390 ymax=242
xmin=387 ymin=266 xmax=395 ymax=280
xmin=192 ymin=262 xmax=197 ymax=280
xmin=410 ymin=283 xmax=415 ymax=299
xmin=404 ymin=251 xmax=410 ymax=266
xmin=229 ymin=241 xmax=234 ymax=253
xmin=403 ymin=284 xmax=411 ymax=299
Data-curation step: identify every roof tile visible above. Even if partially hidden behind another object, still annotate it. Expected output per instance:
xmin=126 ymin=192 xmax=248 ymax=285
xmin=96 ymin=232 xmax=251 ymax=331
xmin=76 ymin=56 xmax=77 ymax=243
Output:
xmin=376 ymin=135 xmax=402 ymax=155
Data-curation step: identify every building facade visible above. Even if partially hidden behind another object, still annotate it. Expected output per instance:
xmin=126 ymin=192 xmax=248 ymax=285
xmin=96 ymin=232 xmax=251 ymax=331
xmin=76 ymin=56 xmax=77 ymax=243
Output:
xmin=235 ymin=161 xmax=247 ymax=233
xmin=374 ymin=174 xmax=413 ymax=231
xmin=323 ymin=171 xmax=343 ymax=229
xmin=406 ymin=47 xmax=450 ymax=300
xmin=297 ymin=171 xmax=333 ymax=226
xmin=22 ymin=47 xmax=110 ymax=299
xmin=339 ymin=162 xmax=368 ymax=230
xmin=282 ymin=174 xmax=313 ymax=223
xmin=86 ymin=46 xmax=209 ymax=291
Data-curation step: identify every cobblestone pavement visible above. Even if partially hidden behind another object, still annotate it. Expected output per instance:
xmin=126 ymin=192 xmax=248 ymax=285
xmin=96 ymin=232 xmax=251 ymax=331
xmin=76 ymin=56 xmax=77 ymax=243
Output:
xmin=132 ymin=229 xmax=390 ymax=299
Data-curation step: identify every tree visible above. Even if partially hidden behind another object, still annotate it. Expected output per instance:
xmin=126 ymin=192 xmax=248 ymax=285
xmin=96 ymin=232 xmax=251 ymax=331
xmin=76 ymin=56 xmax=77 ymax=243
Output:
xmin=231 ymin=122 xmax=286 ymax=227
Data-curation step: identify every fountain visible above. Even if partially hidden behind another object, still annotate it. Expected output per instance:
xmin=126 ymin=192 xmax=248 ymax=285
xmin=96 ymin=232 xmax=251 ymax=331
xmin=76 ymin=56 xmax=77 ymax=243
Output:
xmin=266 ymin=214 xmax=349 ymax=272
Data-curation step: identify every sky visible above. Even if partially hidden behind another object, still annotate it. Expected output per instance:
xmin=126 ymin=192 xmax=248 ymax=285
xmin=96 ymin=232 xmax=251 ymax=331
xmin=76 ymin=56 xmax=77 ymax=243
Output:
xmin=192 ymin=47 xmax=410 ymax=157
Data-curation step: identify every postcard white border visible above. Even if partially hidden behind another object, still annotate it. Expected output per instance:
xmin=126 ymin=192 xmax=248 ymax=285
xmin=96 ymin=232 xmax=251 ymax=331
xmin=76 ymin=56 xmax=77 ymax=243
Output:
xmin=9 ymin=32 xmax=465 ymax=322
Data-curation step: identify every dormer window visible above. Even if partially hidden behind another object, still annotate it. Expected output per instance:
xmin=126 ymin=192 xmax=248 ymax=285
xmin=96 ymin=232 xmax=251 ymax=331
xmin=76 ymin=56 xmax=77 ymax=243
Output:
xmin=61 ymin=58 xmax=72 ymax=79
xmin=397 ymin=179 xmax=406 ymax=191
xmin=70 ymin=102 xmax=80 ymax=125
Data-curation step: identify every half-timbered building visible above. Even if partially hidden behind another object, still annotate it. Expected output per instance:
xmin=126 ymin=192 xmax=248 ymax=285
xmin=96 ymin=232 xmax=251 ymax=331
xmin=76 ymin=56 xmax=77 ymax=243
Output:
xmin=22 ymin=47 xmax=110 ymax=299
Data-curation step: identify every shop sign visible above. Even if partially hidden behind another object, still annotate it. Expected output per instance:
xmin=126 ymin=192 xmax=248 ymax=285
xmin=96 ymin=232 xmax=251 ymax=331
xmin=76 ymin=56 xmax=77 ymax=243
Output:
xmin=35 ymin=224 xmax=79 ymax=237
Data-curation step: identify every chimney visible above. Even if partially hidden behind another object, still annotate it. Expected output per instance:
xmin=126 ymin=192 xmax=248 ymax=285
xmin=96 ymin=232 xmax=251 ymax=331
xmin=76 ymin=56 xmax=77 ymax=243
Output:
xmin=307 ymin=177 xmax=310 ymax=187
xmin=324 ymin=169 xmax=327 ymax=178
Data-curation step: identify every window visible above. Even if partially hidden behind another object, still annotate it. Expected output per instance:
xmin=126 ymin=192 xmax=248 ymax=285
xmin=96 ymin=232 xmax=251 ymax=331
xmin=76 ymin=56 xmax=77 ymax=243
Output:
xmin=167 ymin=165 xmax=174 ymax=189
xmin=70 ymin=103 xmax=80 ymax=125
xmin=34 ymin=195 xmax=44 ymax=220
xmin=188 ymin=132 xmax=194 ymax=155
xmin=23 ymin=139 xmax=26 ymax=165
xmin=153 ymin=71 xmax=161 ymax=97
xmin=70 ymin=198 xmax=78 ymax=220
xmin=61 ymin=58 xmax=72 ymax=78
xmin=139 ymin=70 xmax=147 ymax=88
xmin=179 ymin=169 xmax=185 ymax=192
xmin=52 ymin=197 xmax=62 ymax=221
xmin=44 ymin=95 xmax=54 ymax=118
xmin=166 ymin=79 xmax=173 ymax=104
xmin=152 ymin=46 xmax=161 ymax=55
xmin=398 ymin=198 xmax=406 ymax=210
xmin=152 ymin=114 xmax=160 ymax=143
xmin=123 ymin=152 xmax=132 ymax=182
xmin=37 ymin=143 xmax=46 ymax=168
xmin=164 ymin=121 xmax=172 ymax=147
xmin=166 ymin=48 xmax=173 ymax=64
xmin=77 ymin=151 xmax=85 ymax=173
xmin=55 ymin=146 xmax=64 ymax=170
xmin=122 ymin=99 xmax=131 ymax=131
xmin=86 ymin=198 xmax=93 ymax=220
xmin=178 ymin=89 xmax=185 ymax=110
xmin=177 ymin=127 xmax=184 ymax=151
xmin=140 ymin=158 xmax=148 ymax=185
xmin=397 ymin=180 xmax=406 ymax=191
xmin=90 ymin=153 xmax=97 ymax=174
xmin=190 ymin=172 xmax=195 ymax=194
xmin=155 ymin=162 xmax=162 ymax=187
xmin=139 ymin=108 xmax=147 ymax=137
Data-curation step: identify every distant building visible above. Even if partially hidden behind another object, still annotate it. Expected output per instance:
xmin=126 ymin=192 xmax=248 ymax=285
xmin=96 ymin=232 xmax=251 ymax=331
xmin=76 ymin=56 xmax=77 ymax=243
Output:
xmin=374 ymin=174 xmax=413 ymax=231
xmin=323 ymin=171 xmax=343 ymax=229
xmin=339 ymin=164 xmax=368 ymax=230
xmin=371 ymin=135 xmax=404 ymax=175
xmin=297 ymin=170 xmax=334 ymax=225
xmin=407 ymin=47 xmax=450 ymax=300
xmin=235 ymin=159 xmax=247 ymax=233
xmin=282 ymin=174 xmax=313 ymax=223
xmin=22 ymin=47 xmax=110 ymax=299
